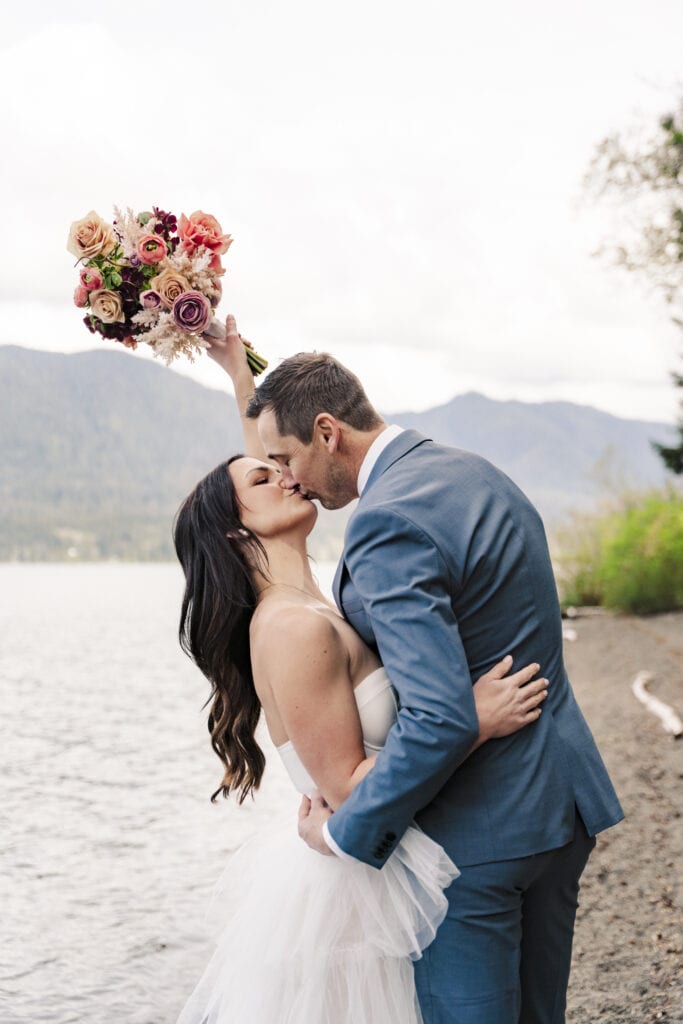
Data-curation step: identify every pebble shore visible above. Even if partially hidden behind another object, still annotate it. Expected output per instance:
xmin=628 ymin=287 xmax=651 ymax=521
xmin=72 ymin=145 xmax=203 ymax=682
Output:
xmin=565 ymin=611 xmax=682 ymax=1023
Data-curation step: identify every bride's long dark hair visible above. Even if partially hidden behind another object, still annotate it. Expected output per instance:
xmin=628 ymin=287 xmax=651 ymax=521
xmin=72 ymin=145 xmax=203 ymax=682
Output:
xmin=173 ymin=457 xmax=268 ymax=803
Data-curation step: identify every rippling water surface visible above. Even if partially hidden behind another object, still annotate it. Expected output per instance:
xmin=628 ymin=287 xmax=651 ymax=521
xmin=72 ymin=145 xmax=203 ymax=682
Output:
xmin=1 ymin=563 xmax=336 ymax=1023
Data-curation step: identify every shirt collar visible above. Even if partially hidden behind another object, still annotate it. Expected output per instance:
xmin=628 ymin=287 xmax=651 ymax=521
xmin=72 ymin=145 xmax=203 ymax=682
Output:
xmin=357 ymin=424 xmax=405 ymax=496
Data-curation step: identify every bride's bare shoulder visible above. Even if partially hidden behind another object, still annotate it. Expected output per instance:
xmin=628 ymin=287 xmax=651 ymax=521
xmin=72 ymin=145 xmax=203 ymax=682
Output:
xmin=251 ymin=600 xmax=343 ymax=651
xmin=250 ymin=600 xmax=348 ymax=685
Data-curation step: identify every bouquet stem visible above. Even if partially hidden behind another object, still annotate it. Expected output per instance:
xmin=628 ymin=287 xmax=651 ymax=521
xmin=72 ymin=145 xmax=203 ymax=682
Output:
xmin=202 ymin=318 xmax=268 ymax=376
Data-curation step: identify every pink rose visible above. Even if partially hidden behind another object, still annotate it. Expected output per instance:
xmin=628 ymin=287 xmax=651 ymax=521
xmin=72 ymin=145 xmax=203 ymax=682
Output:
xmin=178 ymin=211 xmax=232 ymax=258
xmin=208 ymin=253 xmax=225 ymax=277
xmin=80 ymin=267 xmax=103 ymax=291
xmin=140 ymin=289 xmax=163 ymax=309
xmin=172 ymin=290 xmax=213 ymax=334
xmin=138 ymin=234 xmax=167 ymax=265
xmin=73 ymin=285 xmax=89 ymax=307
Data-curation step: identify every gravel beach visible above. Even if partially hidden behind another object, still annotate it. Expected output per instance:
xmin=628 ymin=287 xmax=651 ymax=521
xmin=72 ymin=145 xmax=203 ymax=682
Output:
xmin=564 ymin=610 xmax=683 ymax=1023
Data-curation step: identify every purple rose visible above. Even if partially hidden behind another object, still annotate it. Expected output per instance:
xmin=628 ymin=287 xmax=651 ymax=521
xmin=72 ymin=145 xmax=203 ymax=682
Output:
xmin=140 ymin=289 xmax=163 ymax=310
xmin=172 ymin=290 xmax=213 ymax=334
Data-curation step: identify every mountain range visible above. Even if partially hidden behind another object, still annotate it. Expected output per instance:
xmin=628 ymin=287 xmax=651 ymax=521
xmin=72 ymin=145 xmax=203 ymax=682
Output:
xmin=0 ymin=345 xmax=677 ymax=561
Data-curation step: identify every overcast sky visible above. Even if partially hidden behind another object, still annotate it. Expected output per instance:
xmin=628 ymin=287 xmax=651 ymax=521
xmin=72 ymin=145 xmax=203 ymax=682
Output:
xmin=2 ymin=0 xmax=682 ymax=421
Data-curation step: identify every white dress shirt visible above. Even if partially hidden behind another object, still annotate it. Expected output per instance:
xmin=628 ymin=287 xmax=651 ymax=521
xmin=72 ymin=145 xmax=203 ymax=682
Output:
xmin=355 ymin=423 xmax=405 ymax=496
xmin=322 ymin=424 xmax=405 ymax=860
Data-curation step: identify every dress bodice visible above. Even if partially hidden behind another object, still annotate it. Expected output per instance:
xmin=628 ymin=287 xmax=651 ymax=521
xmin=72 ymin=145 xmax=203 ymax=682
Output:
xmin=276 ymin=667 xmax=397 ymax=796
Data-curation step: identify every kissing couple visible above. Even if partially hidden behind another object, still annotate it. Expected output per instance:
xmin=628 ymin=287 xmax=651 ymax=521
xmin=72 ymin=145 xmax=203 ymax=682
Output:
xmin=173 ymin=315 xmax=623 ymax=1024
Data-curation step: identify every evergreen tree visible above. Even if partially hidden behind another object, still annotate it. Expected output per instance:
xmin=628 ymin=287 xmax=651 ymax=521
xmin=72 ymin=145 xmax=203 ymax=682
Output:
xmin=586 ymin=102 xmax=683 ymax=473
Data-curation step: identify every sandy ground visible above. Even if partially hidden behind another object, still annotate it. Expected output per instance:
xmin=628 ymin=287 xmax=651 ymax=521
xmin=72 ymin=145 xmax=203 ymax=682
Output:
xmin=564 ymin=610 xmax=683 ymax=1023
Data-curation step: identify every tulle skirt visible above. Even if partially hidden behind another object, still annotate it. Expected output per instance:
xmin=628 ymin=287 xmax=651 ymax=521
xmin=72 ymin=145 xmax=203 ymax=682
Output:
xmin=176 ymin=815 xmax=459 ymax=1024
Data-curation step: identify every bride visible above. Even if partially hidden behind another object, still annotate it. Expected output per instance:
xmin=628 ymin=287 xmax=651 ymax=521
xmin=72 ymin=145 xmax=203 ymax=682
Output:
xmin=172 ymin=317 xmax=548 ymax=1024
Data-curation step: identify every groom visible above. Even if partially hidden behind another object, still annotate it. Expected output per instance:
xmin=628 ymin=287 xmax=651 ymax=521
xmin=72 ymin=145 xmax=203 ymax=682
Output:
xmin=246 ymin=352 xmax=623 ymax=1024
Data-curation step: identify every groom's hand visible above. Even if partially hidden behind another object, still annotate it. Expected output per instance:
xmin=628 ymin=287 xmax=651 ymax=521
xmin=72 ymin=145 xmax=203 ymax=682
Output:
xmin=298 ymin=794 xmax=334 ymax=856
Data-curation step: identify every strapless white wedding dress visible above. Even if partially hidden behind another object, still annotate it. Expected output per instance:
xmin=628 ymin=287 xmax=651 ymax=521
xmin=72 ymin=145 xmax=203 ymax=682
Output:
xmin=176 ymin=668 xmax=459 ymax=1024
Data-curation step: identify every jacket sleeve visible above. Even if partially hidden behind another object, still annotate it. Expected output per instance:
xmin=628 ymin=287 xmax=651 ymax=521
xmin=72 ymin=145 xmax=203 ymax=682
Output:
xmin=326 ymin=504 xmax=480 ymax=867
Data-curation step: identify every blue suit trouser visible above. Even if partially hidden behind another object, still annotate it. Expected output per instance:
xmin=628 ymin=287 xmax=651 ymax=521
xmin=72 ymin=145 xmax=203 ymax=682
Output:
xmin=414 ymin=815 xmax=596 ymax=1024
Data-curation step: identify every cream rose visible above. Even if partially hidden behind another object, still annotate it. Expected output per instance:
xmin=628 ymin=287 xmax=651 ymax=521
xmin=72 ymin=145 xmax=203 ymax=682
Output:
xmin=67 ymin=211 xmax=117 ymax=261
xmin=89 ymin=289 xmax=126 ymax=324
xmin=149 ymin=267 xmax=191 ymax=309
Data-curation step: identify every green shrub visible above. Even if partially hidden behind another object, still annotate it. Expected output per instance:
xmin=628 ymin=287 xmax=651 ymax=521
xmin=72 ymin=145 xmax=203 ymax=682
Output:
xmin=555 ymin=489 xmax=683 ymax=614
xmin=555 ymin=516 xmax=608 ymax=607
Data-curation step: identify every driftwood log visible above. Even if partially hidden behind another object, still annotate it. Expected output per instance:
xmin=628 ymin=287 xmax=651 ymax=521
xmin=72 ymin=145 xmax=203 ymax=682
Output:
xmin=631 ymin=671 xmax=683 ymax=738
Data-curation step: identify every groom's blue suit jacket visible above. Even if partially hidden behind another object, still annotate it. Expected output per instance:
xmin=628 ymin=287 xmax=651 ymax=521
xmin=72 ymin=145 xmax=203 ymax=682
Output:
xmin=329 ymin=430 xmax=623 ymax=868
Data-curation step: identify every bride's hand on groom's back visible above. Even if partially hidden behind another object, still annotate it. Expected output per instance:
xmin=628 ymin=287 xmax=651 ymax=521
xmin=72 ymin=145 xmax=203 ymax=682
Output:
xmin=472 ymin=656 xmax=548 ymax=747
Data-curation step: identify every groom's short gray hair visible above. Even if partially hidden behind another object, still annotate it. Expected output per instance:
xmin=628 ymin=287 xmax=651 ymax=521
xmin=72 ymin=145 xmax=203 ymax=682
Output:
xmin=246 ymin=352 xmax=382 ymax=443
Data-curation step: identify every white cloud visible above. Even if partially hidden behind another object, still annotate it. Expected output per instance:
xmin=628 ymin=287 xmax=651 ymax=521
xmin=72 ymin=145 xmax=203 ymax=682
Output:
xmin=2 ymin=0 xmax=682 ymax=424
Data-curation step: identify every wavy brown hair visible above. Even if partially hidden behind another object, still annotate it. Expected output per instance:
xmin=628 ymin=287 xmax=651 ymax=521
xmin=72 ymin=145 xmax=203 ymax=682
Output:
xmin=173 ymin=456 xmax=268 ymax=803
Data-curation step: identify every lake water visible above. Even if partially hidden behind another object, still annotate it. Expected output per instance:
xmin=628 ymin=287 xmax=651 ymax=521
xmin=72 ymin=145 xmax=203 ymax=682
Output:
xmin=1 ymin=562 xmax=337 ymax=1024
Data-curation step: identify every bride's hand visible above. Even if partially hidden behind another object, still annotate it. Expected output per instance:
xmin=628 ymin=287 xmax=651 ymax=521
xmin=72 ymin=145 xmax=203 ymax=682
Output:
xmin=205 ymin=314 xmax=254 ymax=390
xmin=298 ymin=793 xmax=334 ymax=856
xmin=208 ymin=313 xmax=268 ymax=458
xmin=472 ymin=656 xmax=548 ymax=745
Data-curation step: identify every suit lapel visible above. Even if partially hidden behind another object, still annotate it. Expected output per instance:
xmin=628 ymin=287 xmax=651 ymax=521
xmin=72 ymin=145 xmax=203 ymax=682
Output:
xmin=335 ymin=429 xmax=430 ymax=613
xmin=362 ymin=429 xmax=430 ymax=495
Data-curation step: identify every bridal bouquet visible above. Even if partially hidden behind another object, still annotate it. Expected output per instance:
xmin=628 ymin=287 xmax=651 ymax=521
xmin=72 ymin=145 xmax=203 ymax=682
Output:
xmin=67 ymin=206 xmax=267 ymax=374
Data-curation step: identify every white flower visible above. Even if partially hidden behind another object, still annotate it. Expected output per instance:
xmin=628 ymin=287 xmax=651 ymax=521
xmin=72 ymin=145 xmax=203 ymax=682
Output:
xmin=134 ymin=310 xmax=207 ymax=364
xmin=113 ymin=205 xmax=161 ymax=259
xmin=131 ymin=309 xmax=159 ymax=328
xmin=165 ymin=250 xmax=222 ymax=305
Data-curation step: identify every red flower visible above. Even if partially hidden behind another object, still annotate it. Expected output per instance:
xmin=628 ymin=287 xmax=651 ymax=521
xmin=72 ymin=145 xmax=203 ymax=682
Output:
xmin=178 ymin=211 xmax=232 ymax=260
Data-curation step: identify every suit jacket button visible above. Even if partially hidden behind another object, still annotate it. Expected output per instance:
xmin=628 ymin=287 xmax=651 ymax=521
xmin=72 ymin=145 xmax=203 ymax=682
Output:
xmin=386 ymin=832 xmax=396 ymax=841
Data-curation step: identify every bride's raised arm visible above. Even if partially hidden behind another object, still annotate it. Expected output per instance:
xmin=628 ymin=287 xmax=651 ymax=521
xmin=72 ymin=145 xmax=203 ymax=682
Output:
xmin=205 ymin=314 xmax=267 ymax=461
